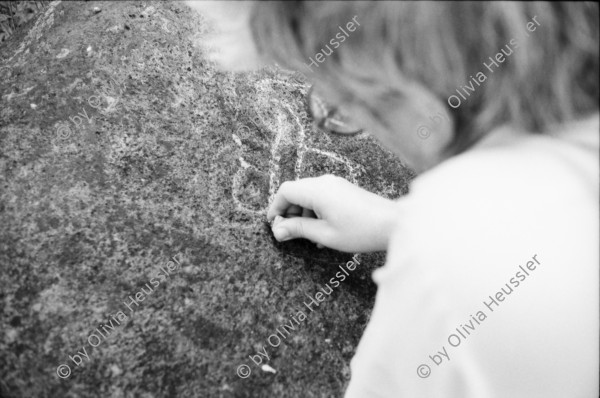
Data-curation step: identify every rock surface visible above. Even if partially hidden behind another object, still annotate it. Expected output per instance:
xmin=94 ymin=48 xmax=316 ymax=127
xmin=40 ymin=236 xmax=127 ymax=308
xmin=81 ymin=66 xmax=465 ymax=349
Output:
xmin=0 ymin=1 xmax=414 ymax=397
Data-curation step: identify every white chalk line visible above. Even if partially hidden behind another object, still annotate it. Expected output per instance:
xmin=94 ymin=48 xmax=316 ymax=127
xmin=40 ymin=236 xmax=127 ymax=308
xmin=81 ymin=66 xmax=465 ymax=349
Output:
xmin=282 ymin=101 xmax=362 ymax=185
xmin=207 ymin=78 xmax=365 ymax=222
xmin=282 ymin=103 xmax=307 ymax=184
xmin=267 ymin=109 xmax=285 ymax=207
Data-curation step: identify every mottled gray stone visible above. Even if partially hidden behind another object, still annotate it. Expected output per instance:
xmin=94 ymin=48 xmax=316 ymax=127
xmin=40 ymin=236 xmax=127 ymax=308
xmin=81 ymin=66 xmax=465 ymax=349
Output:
xmin=0 ymin=1 xmax=414 ymax=397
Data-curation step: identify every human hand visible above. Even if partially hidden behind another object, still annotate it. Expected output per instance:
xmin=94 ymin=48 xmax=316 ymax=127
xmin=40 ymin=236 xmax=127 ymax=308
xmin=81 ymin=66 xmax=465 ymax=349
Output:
xmin=267 ymin=175 xmax=399 ymax=252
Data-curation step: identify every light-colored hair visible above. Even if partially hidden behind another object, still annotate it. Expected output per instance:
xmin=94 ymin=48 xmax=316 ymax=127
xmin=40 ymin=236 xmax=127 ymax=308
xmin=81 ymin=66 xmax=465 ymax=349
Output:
xmin=250 ymin=1 xmax=599 ymax=155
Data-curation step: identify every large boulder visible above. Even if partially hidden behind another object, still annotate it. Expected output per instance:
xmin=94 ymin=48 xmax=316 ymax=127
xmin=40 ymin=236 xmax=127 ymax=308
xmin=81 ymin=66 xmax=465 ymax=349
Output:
xmin=0 ymin=1 xmax=414 ymax=397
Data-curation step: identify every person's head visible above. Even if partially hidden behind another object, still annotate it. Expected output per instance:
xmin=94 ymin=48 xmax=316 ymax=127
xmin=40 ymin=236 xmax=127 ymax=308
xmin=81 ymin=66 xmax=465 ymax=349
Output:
xmin=246 ymin=1 xmax=598 ymax=172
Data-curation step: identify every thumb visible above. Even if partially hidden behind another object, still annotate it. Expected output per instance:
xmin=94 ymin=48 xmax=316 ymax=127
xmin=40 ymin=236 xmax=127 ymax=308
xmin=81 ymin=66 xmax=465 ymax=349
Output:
xmin=271 ymin=215 xmax=329 ymax=244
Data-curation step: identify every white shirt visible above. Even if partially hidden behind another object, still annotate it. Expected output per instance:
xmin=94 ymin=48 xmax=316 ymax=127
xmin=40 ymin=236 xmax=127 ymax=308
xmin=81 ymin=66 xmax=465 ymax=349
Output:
xmin=345 ymin=114 xmax=599 ymax=398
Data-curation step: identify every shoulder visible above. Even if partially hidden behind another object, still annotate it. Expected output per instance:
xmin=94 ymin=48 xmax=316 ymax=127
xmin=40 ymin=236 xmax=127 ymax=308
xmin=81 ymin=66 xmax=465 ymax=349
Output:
xmin=384 ymin=122 xmax=598 ymax=279
xmin=397 ymin=120 xmax=599 ymax=246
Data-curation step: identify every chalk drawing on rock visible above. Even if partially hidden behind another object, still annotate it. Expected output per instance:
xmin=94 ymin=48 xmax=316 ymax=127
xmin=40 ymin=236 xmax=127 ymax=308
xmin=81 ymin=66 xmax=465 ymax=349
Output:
xmin=216 ymin=99 xmax=364 ymax=218
xmin=207 ymin=144 xmax=256 ymax=227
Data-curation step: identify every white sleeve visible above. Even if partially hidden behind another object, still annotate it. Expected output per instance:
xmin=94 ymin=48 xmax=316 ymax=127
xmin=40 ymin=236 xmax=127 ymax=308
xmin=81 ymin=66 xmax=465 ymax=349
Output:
xmin=344 ymin=133 xmax=599 ymax=398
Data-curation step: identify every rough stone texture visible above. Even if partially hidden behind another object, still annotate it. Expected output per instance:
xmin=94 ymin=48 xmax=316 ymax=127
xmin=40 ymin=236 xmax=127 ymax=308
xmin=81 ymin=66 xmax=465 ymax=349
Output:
xmin=0 ymin=2 xmax=414 ymax=397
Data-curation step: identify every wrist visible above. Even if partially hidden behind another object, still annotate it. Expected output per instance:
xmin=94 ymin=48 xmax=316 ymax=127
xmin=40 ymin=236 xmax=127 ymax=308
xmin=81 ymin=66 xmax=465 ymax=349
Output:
xmin=362 ymin=194 xmax=399 ymax=252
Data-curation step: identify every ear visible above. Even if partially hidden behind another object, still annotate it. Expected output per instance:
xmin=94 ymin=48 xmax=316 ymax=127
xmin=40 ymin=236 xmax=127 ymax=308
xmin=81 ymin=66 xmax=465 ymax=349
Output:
xmin=185 ymin=1 xmax=264 ymax=72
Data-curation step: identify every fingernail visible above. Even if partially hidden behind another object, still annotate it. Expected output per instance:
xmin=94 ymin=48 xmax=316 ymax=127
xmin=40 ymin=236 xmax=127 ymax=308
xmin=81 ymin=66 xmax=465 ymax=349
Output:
xmin=272 ymin=226 xmax=290 ymax=242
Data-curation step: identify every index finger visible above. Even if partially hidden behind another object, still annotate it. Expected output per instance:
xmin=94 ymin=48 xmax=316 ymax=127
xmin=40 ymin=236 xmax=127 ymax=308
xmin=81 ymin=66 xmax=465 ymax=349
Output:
xmin=267 ymin=178 xmax=318 ymax=222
